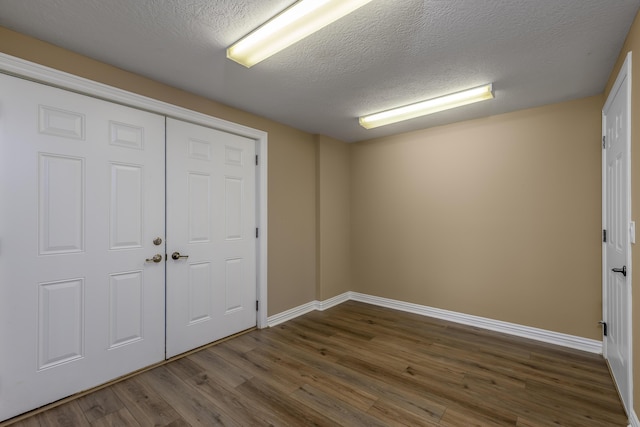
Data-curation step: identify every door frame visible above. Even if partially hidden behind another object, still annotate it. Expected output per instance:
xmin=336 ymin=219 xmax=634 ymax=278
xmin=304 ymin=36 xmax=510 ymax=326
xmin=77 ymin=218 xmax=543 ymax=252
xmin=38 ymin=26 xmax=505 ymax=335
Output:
xmin=0 ymin=52 xmax=269 ymax=329
xmin=602 ymin=51 xmax=633 ymax=416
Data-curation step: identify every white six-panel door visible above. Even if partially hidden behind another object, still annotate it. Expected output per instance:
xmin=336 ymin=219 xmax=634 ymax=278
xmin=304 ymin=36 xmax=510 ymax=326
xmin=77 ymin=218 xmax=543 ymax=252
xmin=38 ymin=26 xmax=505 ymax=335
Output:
xmin=603 ymin=53 xmax=632 ymax=415
xmin=165 ymin=118 xmax=256 ymax=358
xmin=0 ymin=75 xmax=166 ymax=420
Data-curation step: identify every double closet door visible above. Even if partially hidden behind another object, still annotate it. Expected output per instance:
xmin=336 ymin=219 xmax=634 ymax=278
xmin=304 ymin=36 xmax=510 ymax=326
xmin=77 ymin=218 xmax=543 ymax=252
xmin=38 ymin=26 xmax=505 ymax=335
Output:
xmin=0 ymin=74 xmax=256 ymax=421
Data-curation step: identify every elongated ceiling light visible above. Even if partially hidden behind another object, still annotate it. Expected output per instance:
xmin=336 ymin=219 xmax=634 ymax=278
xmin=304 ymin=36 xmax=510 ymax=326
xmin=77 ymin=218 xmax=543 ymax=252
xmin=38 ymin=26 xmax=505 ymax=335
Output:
xmin=227 ymin=0 xmax=373 ymax=68
xmin=359 ymin=84 xmax=495 ymax=129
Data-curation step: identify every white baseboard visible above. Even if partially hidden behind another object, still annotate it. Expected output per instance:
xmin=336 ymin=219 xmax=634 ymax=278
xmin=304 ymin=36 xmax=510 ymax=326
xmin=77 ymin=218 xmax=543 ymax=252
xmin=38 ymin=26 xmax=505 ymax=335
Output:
xmin=349 ymin=292 xmax=602 ymax=354
xmin=268 ymin=292 xmax=603 ymax=354
xmin=266 ymin=292 xmax=350 ymax=326
xmin=629 ymin=410 xmax=640 ymax=427
xmin=267 ymin=301 xmax=317 ymax=327
xmin=316 ymin=292 xmax=351 ymax=311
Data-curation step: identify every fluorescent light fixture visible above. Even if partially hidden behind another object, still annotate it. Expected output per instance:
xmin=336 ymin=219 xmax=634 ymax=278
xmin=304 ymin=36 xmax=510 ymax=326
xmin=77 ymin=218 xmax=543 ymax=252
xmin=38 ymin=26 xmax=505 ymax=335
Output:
xmin=227 ymin=0 xmax=373 ymax=68
xmin=359 ymin=84 xmax=495 ymax=129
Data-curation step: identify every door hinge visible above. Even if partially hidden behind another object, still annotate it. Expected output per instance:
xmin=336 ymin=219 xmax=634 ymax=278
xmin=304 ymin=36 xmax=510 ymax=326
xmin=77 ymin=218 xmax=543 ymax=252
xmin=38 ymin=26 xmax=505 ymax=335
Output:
xmin=603 ymin=229 xmax=607 ymax=243
xmin=256 ymin=300 xmax=259 ymax=311
xmin=599 ymin=321 xmax=608 ymax=336
xmin=255 ymin=155 xmax=258 ymax=166
xmin=603 ymin=136 xmax=606 ymax=149
xmin=256 ymin=227 xmax=259 ymax=238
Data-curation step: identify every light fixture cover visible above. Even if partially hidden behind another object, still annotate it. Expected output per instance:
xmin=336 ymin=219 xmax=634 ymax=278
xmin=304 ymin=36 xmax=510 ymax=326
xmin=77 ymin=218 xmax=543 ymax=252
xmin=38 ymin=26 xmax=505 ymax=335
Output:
xmin=227 ymin=0 xmax=373 ymax=68
xmin=359 ymin=84 xmax=495 ymax=129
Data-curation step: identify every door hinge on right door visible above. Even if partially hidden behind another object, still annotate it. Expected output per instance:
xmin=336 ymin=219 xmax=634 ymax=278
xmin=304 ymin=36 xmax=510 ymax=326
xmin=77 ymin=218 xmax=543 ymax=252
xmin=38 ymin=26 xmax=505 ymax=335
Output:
xmin=603 ymin=229 xmax=607 ymax=243
xmin=603 ymin=135 xmax=606 ymax=149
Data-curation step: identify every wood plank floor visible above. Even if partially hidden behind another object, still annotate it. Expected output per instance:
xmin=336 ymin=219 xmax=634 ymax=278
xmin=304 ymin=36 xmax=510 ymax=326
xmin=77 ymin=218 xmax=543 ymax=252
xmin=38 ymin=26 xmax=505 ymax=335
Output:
xmin=3 ymin=301 xmax=627 ymax=426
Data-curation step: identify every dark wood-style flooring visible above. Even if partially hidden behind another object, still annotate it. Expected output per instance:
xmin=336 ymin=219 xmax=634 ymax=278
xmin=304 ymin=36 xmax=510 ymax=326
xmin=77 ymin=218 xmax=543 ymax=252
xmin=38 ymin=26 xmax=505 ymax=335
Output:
xmin=3 ymin=301 xmax=628 ymax=426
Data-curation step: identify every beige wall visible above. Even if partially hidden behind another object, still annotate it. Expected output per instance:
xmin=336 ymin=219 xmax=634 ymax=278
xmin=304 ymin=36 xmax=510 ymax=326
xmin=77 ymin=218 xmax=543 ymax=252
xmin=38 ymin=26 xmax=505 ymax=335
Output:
xmin=605 ymin=8 xmax=640 ymax=418
xmin=0 ymin=26 xmax=317 ymax=316
xmin=316 ymin=135 xmax=351 ymax=300
xmin=350 ymin=95 xmax=603 ymax=340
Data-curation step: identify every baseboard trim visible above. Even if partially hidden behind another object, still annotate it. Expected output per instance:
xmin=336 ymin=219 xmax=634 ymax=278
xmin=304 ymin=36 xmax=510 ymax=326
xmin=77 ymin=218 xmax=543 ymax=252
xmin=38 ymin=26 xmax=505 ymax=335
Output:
xmin=267 ymin=301 xmax=317 ymax=327
xmin=267 ymin=292 xmax=350 ymax=327
xmin=268 ymin=292 xmax=602 ymax=354
xmin=629 ymin=410 xmax=640 ymax=427
xmin=316 ymin=292 xmax=351 ymax=311
xmin=350 ymin=292 xmax=602 ymax=354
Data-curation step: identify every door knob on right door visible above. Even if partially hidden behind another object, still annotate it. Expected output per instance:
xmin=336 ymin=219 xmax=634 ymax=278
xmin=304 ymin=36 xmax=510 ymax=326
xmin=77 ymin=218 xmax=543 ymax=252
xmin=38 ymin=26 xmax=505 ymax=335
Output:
xmin=171 ymin=252 xmax=189 ymax=260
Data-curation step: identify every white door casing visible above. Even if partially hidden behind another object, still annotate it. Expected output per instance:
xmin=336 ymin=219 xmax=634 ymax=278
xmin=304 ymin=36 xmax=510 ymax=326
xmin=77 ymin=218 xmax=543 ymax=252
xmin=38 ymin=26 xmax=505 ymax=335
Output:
xmin=165 ymin=118 xmax=257 ymax=358
xmin=602 ymin=51 xmax=633 ymax=416
xmin=0 ymin=75 xmax=166 ymax=420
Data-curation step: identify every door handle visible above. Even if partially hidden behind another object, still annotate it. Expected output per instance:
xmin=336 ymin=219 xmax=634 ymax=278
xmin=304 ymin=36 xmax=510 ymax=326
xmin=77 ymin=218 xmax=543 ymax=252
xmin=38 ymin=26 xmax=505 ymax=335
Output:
xmin=612 ymin=266 xmax=627 ymax=277
xmin=145 ymin=254 xmax=163 ymax=263
xmin=171 ymin=251 xmax=189 ymax=260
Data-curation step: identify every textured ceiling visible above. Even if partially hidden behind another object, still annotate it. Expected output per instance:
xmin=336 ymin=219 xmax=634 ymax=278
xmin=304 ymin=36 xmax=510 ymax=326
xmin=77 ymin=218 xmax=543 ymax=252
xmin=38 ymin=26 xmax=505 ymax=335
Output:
xmin=0 ymin=0 xmax=638 ymax=142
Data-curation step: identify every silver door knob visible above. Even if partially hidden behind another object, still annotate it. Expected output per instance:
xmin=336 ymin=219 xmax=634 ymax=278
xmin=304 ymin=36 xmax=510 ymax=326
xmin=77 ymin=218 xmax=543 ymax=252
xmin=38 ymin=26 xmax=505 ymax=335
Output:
xmin=145 ymin=254 xmax=163 ymax=263
xmin=171 ymin=252 xmax=189 ymax=260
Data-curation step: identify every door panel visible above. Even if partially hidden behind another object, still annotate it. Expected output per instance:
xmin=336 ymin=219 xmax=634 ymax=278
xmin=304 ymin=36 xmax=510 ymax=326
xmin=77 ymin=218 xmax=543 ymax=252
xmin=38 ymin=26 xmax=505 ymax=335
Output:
xmin=603 ymin=65 xmax=632 ymax=413
xmin=0 ymin=75 xmax=166 ymax=421
xmin=166 ymin=118 xmax=256 ymax=358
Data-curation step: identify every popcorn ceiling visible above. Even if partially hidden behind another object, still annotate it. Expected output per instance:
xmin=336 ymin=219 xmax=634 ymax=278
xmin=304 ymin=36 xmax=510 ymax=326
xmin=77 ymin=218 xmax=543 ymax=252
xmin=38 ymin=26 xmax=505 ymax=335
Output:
xmin=0 ymin=0 xmax=638 ymax=142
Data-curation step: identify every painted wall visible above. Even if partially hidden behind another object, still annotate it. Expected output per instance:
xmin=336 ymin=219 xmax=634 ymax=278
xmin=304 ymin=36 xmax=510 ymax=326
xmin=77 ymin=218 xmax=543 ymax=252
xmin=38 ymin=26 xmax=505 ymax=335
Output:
xmin=350 ymin=95 xmax=603 ymax=340
xmin=316 ymin=135 xmax=351 ymax=301
xmin=0 ymin=26 xmax=317 ymax=316
xmin=605 ymin=8 xmax=640 ymax=419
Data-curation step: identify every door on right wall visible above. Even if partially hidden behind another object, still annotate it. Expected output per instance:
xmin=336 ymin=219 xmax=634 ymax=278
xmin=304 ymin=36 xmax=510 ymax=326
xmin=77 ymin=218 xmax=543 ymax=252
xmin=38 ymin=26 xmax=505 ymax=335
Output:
xmin=602 ymin=52 xmax=632 ymax=416
xmin=165 ymin=118 xmax=257 ymax=358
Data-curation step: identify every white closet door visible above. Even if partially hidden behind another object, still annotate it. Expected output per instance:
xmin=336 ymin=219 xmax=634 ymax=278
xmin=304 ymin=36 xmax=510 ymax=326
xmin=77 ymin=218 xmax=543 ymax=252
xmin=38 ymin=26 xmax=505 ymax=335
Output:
xmin=166 ymin=118 xmax=256 ymax=358
xmin=0 ymin=75 xmax=166 ymax=421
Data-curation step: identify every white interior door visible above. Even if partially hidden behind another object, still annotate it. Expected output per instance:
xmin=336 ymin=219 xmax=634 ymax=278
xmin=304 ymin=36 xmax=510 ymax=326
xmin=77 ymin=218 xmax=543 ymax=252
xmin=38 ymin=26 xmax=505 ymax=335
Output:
xmin=0 ymin=75 xmax=166 ymax=421
xmin=602 ymin=53 xmax=632 ymax=415
xmin=166 ymin=118 xmax=256 ymax=358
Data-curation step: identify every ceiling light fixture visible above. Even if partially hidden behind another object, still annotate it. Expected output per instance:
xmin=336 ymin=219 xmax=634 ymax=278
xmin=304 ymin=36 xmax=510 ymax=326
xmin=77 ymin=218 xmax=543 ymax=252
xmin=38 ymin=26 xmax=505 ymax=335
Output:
xmin=227 ymin=0 xmax=373 ymax=68
xmin=359 ymin=84 xmax=495 ymax=129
